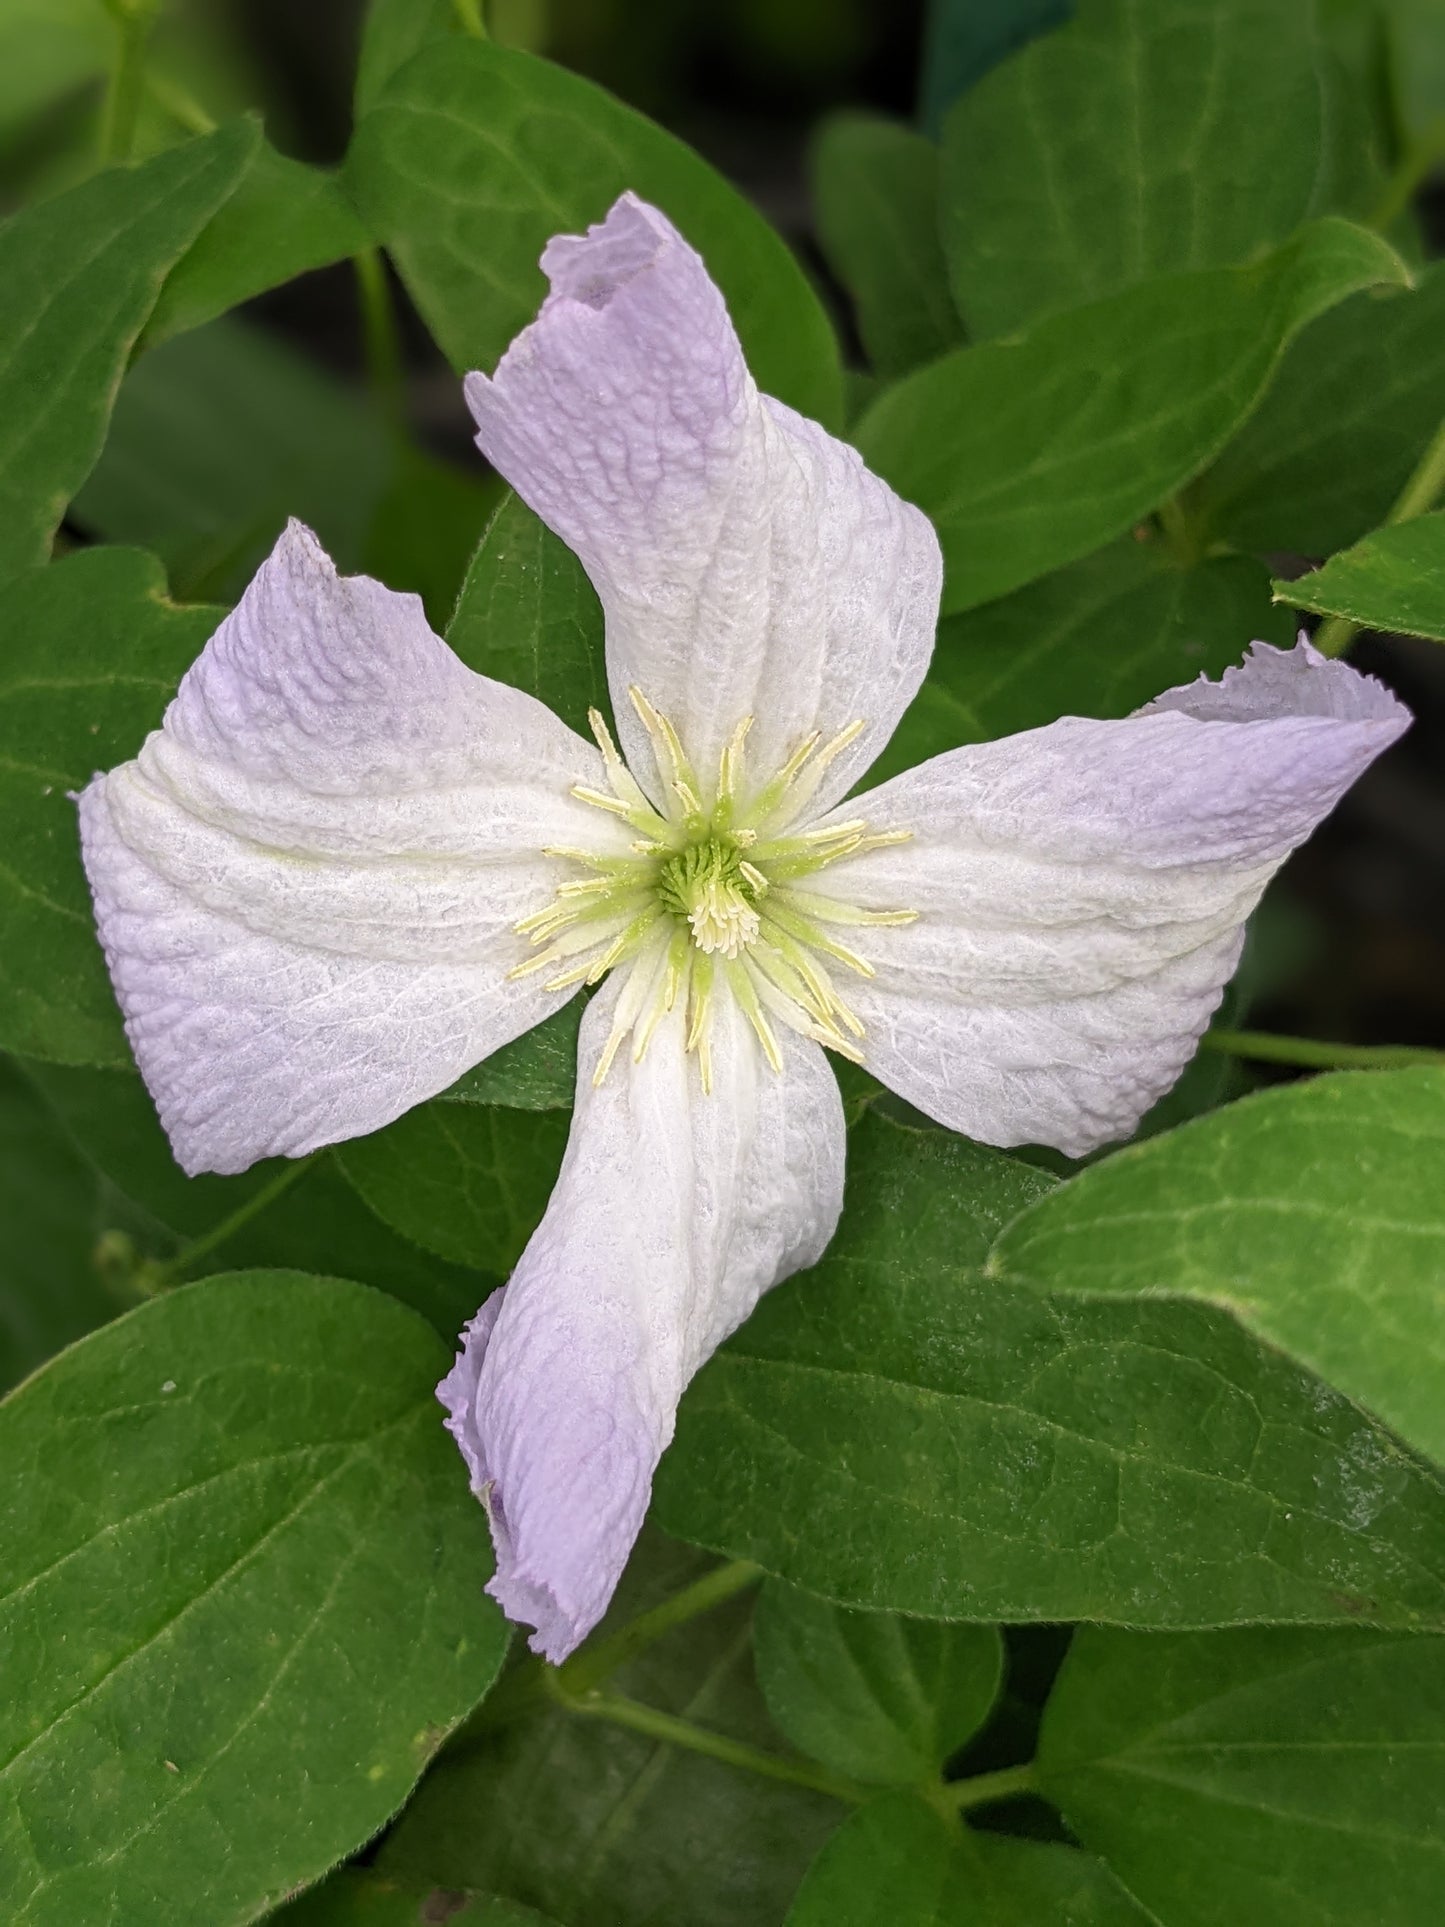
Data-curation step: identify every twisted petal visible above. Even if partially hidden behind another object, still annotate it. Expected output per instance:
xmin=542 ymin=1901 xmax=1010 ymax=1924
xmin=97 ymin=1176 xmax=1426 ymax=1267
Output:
xmin=439 ymin=972 xmax=845 ymax=1660
xmin=808 ymin=642 xmax=1409 ymax=1158
xmin=78 ymin=521 xmax=627 ymax=1175
xmin=466 ymin=193 xmax=940 ymax=817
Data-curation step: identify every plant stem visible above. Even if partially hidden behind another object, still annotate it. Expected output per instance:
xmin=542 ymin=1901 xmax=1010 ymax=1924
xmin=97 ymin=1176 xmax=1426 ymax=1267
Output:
xmin=453 ymin=0 xmax=488 ymax=37
xmin=353 ymin=247 xmax=406 ymax=431
xmin=144 ymin=69 xmax=216 ymax=137
xmin=99 ymin=1 xmax=160 ymax=165
xmin=473 ymin=1558 xmax=763 ymax=1729
xmin=1368 ymin=127 xmax=1445 ymax=234
xmin=1201 ymin=1029 xmax=1445 ymax=1073
xmin=940 ymin=1761 xmax=1037 ymax=1811
xmin=1311 ymin=412 xmax=1445 ymax=657
xmin=550 ymin=1679 xmax=871 ymax=1805
xmin=1155 ymin=493 xmax=1203 ymax=569
xmin=558 ymin=1559 xmax=763 ymax=1696
xmin=148 ymin=1155 xmax=317 ymax=1289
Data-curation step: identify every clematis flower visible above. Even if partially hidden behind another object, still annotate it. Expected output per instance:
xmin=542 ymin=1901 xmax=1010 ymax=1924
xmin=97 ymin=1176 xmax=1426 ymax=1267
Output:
xmin=79 ymin=193 xmax=1408 ymax=1663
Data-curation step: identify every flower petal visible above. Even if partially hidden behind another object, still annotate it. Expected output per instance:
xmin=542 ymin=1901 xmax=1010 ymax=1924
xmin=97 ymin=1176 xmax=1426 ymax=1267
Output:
xmin=78 ymin=521 xmax=628 ymax=1175
xmin=808 ymin=641 xmax=1410 ymax=1157
xmin=465 ymin=193 xmax=940 ymax=814
xmin=438 ymin=969 xmax=845 ymax=1660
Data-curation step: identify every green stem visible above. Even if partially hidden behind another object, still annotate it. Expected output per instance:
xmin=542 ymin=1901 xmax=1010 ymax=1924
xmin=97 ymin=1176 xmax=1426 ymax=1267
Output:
xmin=551 ymin=1680 xmax=870 ymax=1805
xmin=1201 ymin=1029 xmax=1445 ymax=1073
xmin=353 ymin=247 xmax=406 ymax=431
xmin=98 ymin=1 xmax=160 ymax=165
xmin=149 ymin=1154 xmax=317 ymax=1289
xmin=1368 ymin=125 xmax=1445 ymax=233
xmin=558 ymin=1559 xmax=762 ymax=1696
xmin=940 ymin=1761 xmax=1037 ymax=1811
xmin=1312 ymin=412 xmax=1445 ymax=657
xmin=452 ymin=0 xmax=488 ymax=36
xmin=144 ymin=69 xmax=216 ymax=137
xmin=473 ymin=1558 xmax=763 ymax=1729
xmin=1155 ymin=493 xmax=1203 ymax=569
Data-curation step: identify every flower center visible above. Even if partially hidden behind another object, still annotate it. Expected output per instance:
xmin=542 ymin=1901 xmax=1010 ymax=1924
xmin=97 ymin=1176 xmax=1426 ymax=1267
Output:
xmin=657 ymin=836 xmax=762 ymax=957
xmin=510 ymin=687 xmax=916 ymax=1091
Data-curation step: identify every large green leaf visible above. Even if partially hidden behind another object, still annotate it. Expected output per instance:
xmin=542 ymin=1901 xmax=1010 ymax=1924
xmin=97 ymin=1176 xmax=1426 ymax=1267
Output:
xmin=0 ymin=547 xmax=221 ymax=1067
xmin=918 ymin=0 xmax=1072 ymax=135
xmin=990 ymin=1068 xmax=1445 ymax=1468
xmin=377 ymin=1531 xmax=842 ymax=1927
xmin=1189 ymin=267 xmax=1445 ymax=558
xmin=0 ymin=1058 xmax=120 ymax=1393
xmin=439 ymin=999 xmax=581 ymax=1112
xmin=447 ymin=490 xmax=604 ymax=737
xmin=24 ymin=1060 xmax=494 ymax=1340
xmin=346 ymin=39 xmax=843 ymax=426
xmin=786 ymin=1794 xmax=1150 ymax=1926
xmin=855 ymin=218 xmax=1407 ymax=615
xmin=809 ymin=113 xmax=962 ymax=380
xmin=866 ymin=538 xmax=1294 ymax=789
xmin=754 ymin=1583 xmax=1003 ymax=1785
xmin=354 ymin=0 xmax=458 ymax=117
xmin=1279 ymin=510 xmax=1445 ymax=641
xmin=0 ymin=1271 xmax=507 ymax=1927
xmin=144 ymin=141 xmax=371 ymax=348
xmin=940 ymin=0 xmax=1371 ymax=339
xmin=1037 ymin=1626 xmax=1445 ymax=1925
xmin=654 ymin=1112 xmax=1445 ymax=1629
xmin=0 ymin=119 xmax=256 ymax=580
xmin=338 ymin=1099 xmax=569 ymax=1274
xmin=71 ymin=317 xmax=394 ymax=603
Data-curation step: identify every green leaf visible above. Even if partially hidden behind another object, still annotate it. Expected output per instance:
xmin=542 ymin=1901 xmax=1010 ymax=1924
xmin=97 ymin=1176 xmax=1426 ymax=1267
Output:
xmin=754 ymin=1583 xmax=1003 ymax=1785
xmin=439 ymin=1000 xmax=581 ymax=1111
xmin=855 ymin=218 xmax=1407 ymax=616
xmin=25 ymin=1060 xmax=494 ymax=1340
xmin=1190 ymin=266 xmax=1445 ymax=558
xmin=447 ymin=491 xmax=605 ymax=738
xmin=377 ymin=1530 xmax=842 ymax=1927
xmin=1278 ymin=510 xmax=1445 ymax=640
xmin=918 ymin=0 xmax=1071 ymax=136
xmin=346 ymin=39 xmax=843 ymax=426
xmin=338 ymin=1100 xmax=569 ymax=1274
xmin=654 ymin=1112 xmax=1445 ymax=1630
xmin=990 ymin=1068 xmax=1445 ymax=1469
xmin=279 ymin=1869 xmax=557 ymax=1927
xmin=0 ymin=547 xmax=221 ymax=1067
xmin=786 ymin=1793 xmax=1150 ymax=1927
xmin=0 ymin=1271 xmax=507 ymax=1927
xmin=0 ymin=119 xmax=257 ymax=581
xmin=355 ymin=0 xmax=460 ymax=118
xmin=1036 ymin=1625 xmax=1445 ymax=1926
xmin=940 ymin=0 xmax=1373 ymax=340
xmin=0 ymin=1059 xmax=120 ymax=1393
xmin=144 ymin=141 xmax=371 ymax=349
xmin=866 ymin=539 xmax=1295 ymax=789
xmin=809 ymin=113 xmax=962 ymax=380
xmin=71 ymin=317 xmax=394 ymax=603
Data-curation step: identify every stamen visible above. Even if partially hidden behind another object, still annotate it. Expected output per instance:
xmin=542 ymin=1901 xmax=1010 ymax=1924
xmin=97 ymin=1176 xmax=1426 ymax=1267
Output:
xmin=512 ymin=689 xmax=916 ymax=1090
xmin=630 ymin=686 xmax=705 ymax=819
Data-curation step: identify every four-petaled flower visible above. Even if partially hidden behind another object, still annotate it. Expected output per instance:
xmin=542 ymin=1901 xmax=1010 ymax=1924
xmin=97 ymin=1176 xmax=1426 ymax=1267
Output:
xmin=79 ymin=194 xmax=1409 ymax=1660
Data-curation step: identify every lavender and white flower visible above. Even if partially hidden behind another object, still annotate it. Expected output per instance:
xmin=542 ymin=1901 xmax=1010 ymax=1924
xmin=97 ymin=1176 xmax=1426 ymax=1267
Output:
xmin=78 ymin=194 xmax=1409 ymax=1662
